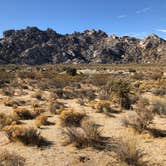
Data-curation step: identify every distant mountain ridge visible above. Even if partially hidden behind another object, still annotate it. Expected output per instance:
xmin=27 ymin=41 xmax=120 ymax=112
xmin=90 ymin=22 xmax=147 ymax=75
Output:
xmin=0 ymin=27 xmax=165 ymax=65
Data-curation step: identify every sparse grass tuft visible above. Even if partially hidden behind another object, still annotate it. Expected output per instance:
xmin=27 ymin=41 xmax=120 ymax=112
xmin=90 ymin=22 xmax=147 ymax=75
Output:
xmin=64 ymin=118 xmax=109 ymax=149
xmin=117 ymin=131 xmax=149 ymax=166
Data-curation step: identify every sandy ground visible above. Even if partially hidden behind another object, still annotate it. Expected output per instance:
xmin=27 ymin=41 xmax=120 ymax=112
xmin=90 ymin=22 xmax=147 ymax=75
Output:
xmin=0 ymin=88 xmax=166 ymax=166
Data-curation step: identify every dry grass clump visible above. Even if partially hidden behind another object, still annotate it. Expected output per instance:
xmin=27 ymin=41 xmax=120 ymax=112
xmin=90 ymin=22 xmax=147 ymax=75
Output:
xmin=150 ymin=71 xmax=163 ymax=80
xmin=17 ymin=70 xmax=42 ymax=80
xmin=117 ymin=131 xmax=149 ymax=166
xmin=33 ymin=90 xmax=43 ymax=100
xmin=3 ymin=97 xmax=26 ymax=107
xmin=131 ymin=72 xmax=144 ymax=80
xmin=0 ymin=113 xmax=19 ymax=130
xmin=59 ymin=109 xmax=86 ymax=127
xmin=13 ymin=108 xmax=34 ymax=120
xmin=122 ymin=98 xmax=154 ymax=133
xmin=13 ymin=107 xmax=45 ymax=120
xmin=35 ymin=114 xmax=49 ymax=128
xmin=152 ymin=88 xmax=166 ymax=96
xmin=151 ymin=99 xmax=166 ymax=116
xmin=33 ymin=107 xmax=46 ymax=117
xmin=0 ymin=150 xmax=25 ymax=166
xmin=64 ymin=118 xmax=110 ymax=149
xmin=2 ymin=87 xmax=15 ymax=96
xmin=3 ymin=125 xmax=49 ymax=147
xmin=49 ymin=100 xmax=65 ymax=114
xmin=0 ymin=70 xmax=14 ymax=88
xmin=95 ymin=100 xmax=119 ymax=115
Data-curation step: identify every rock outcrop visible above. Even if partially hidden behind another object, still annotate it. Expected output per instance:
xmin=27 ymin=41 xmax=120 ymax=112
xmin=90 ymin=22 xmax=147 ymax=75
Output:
xmin=0 ymin=27 xmax=165 ymax=65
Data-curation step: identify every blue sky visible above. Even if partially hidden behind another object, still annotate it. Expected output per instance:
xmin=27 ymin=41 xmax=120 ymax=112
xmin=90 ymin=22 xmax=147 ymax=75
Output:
xmin=0 ymin=0 xmax=165 ymax=39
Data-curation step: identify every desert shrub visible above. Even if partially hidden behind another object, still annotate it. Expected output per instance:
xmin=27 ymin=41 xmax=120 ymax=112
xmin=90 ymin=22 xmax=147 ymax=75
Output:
xmin=151 ymin=100 xmax=166 ymax=116
xmin=33 ymin=90 xmax=43 ymax=100
xmin=0 ymin=113 xmax=19 ymax=130
xmin=59 ymin=109 xmax=86 ymax=127
xmin=122 ymin=98 xmax=154 ymax=133
xmin=0 ymin=150 xmax=25 ymax=166
xmin=49 ymin=100 xmax=65 ymax=114
xmin=3 ymin=125 xmax=48 ymax=147
xmin=117 ymin=132 xmax=149 ymax=166
xmin=0 ymin=70 xmax=14 ymax=88
xmin=35 ymin=114 xmax=49 ymax=128
xmin=128 ymin=68 xmax=136 ymax=73
xmin=50 ymin=74 xmax=85 ymax=89
xmin=152 ymin=88 xmax=166 ymax=96
xmin=108 ymin=80 xmax=131 ymax=109
xmin=64 ymin=119 xmax=108 ymax=149
xmin=76 ymin=89 xmax=96 ymax=101
xmin=135 ymin=99 xmax=154 ymax=131
xmin=13 ymin=108 xmax=34 ymax=120
xmin=89 ymin=74 xmax=110 ymax=87
xmin=95 ymin=100 xmax=119 ymax=115
xmin=65 ymin=67 xmax=77 ymax=76
xmin=17 ymin=70 xmax=42 ymax=80
xmin=3 ymin=97 xmax=26 ymax=107
xmin=150 ymin=72 xmax=163 ymax=80
xmin=131 ymin=72 xmax=144 ymax=80
xmin=33 ymin=107 xmax=46 ymax=117
xmin=2 ymin=87 xmax=15 ymax=96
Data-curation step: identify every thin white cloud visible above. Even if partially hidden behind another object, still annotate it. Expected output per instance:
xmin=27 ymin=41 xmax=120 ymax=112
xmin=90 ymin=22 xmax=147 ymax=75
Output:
xmin=123 ymin=32 xmax=147 ymax=38
xmin=157 ymin=29 xmax=166 ymax=33
xmin=117 ymin=15 xmax=127 ymax=19
xmin=136 ymin=7 xmax=151 ymax=14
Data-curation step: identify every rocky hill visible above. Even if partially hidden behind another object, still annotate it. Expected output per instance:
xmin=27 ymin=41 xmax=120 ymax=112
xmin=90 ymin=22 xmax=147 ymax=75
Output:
xmin=0 ymin=27 xmax=165 ymax=65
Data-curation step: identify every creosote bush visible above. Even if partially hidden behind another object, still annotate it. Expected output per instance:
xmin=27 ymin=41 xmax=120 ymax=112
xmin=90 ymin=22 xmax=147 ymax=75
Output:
xmin=64 ymin=67 xmax=77 ymax=76
xmin=108 ymin=80 xmax=131 ymax=109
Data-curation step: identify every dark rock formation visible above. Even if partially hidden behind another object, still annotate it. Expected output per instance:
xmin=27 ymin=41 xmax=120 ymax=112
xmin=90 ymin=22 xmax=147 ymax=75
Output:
xmin=0 ymin=27 xmax=165 ymax=65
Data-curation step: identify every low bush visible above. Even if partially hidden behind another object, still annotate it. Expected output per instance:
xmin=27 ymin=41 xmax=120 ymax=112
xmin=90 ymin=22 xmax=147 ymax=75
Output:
xmin=13 ymin=108 xmax=34 ymax=120
xmin=151 ymin=100 xmax=166 ymax=116
xmin=3 ymin=125 xmax=49 ymax=147
xmin=117 ymin=132 xmax=149 ymax=166
xmin=152 ymin=88 xmax=166 ymax=96
xmin=33 ymin=90 xmax=43 ymax=100
xmin=2 ymin=87 xmax=15 ymax=96
xmin=35 ymin=114 xmax=49 ymax=128
xmin=0 ymin=113 xmax=19 ymax=130
xmin=64 ymin=119 xmax=109 ymax=149
xmin=3 ymin=97 xmax=26 ymax=107
xmin=0 ymin=150 xmax=25 ymax=166
xmin=49 ymin=100 xmax=65 ymax=114
xmin=122 ymin=98 xmax=154 ymax=133
xmin=59 ymin=109 xmax=86 ymax=127
xmin=65 ymin=67 xmax=77 ymax=76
